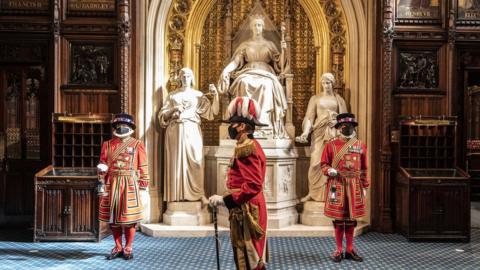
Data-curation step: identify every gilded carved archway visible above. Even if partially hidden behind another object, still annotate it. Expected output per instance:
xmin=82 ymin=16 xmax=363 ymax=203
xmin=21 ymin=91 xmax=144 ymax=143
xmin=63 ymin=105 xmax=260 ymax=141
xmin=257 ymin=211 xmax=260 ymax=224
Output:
xmin=164 ymin=0 xmax=348 ymax=144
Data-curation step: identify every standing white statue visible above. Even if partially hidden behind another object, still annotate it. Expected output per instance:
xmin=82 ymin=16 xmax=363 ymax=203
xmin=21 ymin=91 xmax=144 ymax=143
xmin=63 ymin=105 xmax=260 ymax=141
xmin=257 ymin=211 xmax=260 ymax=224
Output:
xmin=159 ymin=67 xmax=219 ymax=204
xmin=217 ymin=15 xmax=289 ymax=138
xmin=295 ymin=73 xmax=347 ymax=202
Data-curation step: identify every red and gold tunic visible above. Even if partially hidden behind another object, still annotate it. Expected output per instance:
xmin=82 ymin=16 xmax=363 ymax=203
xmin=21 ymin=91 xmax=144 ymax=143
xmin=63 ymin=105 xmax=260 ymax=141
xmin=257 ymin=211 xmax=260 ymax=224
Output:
xmin=320 ymin=137 xmax=368 ymax=220
xmin=98 ymin=137 xmax=150 ymax=224
xmin=223 ymin=138 xmax=267 ymax=270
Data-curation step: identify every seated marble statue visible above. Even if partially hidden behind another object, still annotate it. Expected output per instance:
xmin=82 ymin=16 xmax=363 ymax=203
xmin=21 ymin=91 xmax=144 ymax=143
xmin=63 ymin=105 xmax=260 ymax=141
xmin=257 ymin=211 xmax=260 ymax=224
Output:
xmin=159 ymin=67 xmax=219 ymax=204
xmin=295 ymin=73 xmax=347 ymax=202
xmin=217 ymin=15 xmax=288 ymax=138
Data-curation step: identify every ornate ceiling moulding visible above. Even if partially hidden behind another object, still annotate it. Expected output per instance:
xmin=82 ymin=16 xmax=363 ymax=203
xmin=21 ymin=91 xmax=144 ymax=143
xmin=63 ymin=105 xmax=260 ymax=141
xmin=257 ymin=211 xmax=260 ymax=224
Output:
xmin=394 ymin=31 xmax=446 ymax=40
xmin=61 ymin=24 xmax=118 ymax=34
xmin=0 ymin=22 xmax=50 ymax=32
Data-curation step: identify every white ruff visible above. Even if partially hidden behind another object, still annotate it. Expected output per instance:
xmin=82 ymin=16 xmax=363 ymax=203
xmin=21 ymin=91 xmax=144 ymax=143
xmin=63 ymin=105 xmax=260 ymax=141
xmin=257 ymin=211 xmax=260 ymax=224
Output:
xmin=113 ymin=130 xmax=134 ymax=138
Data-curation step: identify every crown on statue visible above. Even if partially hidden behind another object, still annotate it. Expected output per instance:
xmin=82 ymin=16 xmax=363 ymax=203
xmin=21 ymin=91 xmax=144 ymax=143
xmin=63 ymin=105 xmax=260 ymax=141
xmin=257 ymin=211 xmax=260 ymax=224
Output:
xmin=249 ymin=14 xmax=265 ymax=23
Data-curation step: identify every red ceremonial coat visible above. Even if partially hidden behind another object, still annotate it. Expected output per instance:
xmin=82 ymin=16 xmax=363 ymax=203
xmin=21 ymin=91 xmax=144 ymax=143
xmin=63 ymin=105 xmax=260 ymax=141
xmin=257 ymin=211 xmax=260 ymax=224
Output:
xmin=321 ymin=137 xmax=368 ymax=220
xmin=223 ymin=138 xmax=267 ymax=270
xmin=98 ymin=137 xmax=150 ymax=224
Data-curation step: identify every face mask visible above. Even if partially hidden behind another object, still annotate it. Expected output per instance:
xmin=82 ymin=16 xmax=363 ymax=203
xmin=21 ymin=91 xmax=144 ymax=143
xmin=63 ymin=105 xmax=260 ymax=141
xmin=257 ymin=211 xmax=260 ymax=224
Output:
xmin=340 ymin=125 xmax=354 ymax=136
xmin=228 ymin=125 xmax=239 ymax=140
xmin=116 ymin=126 xmax=132 ymax=135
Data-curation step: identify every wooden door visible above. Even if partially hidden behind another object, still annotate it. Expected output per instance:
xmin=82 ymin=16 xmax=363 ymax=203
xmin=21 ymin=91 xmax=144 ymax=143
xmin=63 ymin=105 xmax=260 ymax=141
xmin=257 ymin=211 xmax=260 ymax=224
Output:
xmin=68 ymin=185 xmax=98 ymax=239
xmin=0 ymin=65 xmax=50 ymax=227
xmin=34 ymin=185 xmax=68 ymax=240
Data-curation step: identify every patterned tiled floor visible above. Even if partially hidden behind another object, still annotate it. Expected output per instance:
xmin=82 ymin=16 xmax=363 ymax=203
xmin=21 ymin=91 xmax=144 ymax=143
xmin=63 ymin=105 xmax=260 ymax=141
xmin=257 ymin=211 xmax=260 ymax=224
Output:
xmin=0 ymin=229 xmax=479 ymax=269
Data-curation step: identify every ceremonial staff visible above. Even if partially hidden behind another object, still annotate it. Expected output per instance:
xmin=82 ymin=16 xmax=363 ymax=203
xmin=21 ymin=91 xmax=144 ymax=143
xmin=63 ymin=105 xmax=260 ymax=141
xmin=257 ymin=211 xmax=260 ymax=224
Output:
xmin=212 ymin=206 xmax=221 ymax=270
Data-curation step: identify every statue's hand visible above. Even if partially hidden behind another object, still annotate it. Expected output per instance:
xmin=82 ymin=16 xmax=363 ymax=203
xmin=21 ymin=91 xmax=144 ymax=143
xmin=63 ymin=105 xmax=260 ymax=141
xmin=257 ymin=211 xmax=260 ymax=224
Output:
xmin=209 ymin=84 xmax=218 ymax=95
xmin=169 ymin=105 xmax=183 ymax=120
xmin=328 ymin=120 xmax=337 ymax=128
xmin=295 ymin=134 xmax=308 ymax=143
xmin=281 ymin=40 xmax=287 ymax=49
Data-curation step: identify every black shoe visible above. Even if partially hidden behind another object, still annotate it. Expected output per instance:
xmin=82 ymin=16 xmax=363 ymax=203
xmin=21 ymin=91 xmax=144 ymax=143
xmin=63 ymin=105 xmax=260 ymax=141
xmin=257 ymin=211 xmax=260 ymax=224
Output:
xmin=123 ymin=247 xmax=134 ymax=260
xmin=345 ymin=250 xmax=363 ymax=262
xmin=330 ymin=250 xmax=343 ymax=263
xmin=106 ymin=247 xmax=123 ymax=260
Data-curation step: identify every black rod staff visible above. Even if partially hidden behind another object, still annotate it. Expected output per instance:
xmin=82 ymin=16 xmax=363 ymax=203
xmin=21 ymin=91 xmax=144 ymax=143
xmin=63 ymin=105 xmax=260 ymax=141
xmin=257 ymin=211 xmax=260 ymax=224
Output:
xmin=212 ymin=206 xmax=221 ymax=270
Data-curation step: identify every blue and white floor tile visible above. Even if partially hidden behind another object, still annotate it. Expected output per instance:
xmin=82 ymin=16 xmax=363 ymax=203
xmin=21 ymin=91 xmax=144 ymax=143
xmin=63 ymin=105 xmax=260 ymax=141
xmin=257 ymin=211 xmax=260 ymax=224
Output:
xmin=0 ymin=229 xmax=479 ymax=269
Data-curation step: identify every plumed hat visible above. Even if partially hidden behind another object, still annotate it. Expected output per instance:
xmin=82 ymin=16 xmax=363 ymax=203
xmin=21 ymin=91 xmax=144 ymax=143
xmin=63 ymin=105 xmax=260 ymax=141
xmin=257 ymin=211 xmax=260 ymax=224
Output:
xmin=335 ymin=113 xmax=358 ymax=128
xmin=223 ymin=97 xmax=268 ymax=127
xmin=112 ymin=113 xmax=136 ymax=130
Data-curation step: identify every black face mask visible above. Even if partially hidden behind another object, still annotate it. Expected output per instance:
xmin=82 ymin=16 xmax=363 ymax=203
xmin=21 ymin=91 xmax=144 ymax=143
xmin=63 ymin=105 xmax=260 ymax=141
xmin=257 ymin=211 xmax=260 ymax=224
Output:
xmin=115 ymin=126 xmax=132 ymax=135
xmin=228 ymin=125 xmax=239 ymax=140
xmin=340 ymin=125 xmax=354 ymax=136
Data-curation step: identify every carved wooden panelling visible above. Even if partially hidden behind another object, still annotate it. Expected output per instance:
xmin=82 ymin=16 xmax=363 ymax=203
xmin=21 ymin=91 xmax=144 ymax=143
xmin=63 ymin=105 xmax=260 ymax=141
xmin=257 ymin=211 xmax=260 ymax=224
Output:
xmin=44 ymin=189 xmax=64 ymax=233
xmin=199 ymin=0 xmax=315 ymax=145
xmin=71 ymin=189 xmax=94 ymax=233
xmin=393 ymin=95 xmax=446 ymax=122
xmin=457 ymin=0 xmax=480 ymax=25
xmin=67 ymin=0 xmax=116 ymax=17
xmin=61 ymin=90 xmax=117 ymax=113
xmin=69 ymin=43 xmax=114 ymax=87
xmin=397 ymin=51 xmax=439 ymax=90
xmin=395 ymin=0 xmax=442 ymax=24
xmin=0 ymin=0 xmax=49 ymax=15
xmin=0 ymin=43 xmax=46 ymax=63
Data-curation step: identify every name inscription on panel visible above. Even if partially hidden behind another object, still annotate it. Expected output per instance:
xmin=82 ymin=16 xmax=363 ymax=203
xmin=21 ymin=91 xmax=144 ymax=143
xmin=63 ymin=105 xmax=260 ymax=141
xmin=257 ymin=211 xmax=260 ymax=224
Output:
xmin=1 ymin=0 xmax=49 ymax=10
xmin=68 ymin=0 xmax=115 ymax=12
xmin=464 ymin=10 xmax=480 ymax=19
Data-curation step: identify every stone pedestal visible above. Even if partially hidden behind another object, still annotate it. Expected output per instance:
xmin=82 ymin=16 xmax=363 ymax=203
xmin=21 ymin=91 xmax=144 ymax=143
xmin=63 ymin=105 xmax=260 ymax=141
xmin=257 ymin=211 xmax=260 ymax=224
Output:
xmin=215 ymin=139 xmax=298 ymax=229
xmin=300 ymin=201 xmax=332 ymax=226
xmin=163 ymin=201 xmax=211 ymax=226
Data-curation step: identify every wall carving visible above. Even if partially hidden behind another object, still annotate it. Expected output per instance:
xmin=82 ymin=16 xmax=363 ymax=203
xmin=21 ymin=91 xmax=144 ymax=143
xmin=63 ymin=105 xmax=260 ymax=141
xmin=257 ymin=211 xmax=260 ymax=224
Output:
xmin=397 ymin=51 xmax=439 ymax=90
xmin=69 ymin=44 xmax=114 ymax=86
xmin=166 ymin=0 xmax=348 ymax=145
xmin=320 ymin=0 xmax=347 ymax=96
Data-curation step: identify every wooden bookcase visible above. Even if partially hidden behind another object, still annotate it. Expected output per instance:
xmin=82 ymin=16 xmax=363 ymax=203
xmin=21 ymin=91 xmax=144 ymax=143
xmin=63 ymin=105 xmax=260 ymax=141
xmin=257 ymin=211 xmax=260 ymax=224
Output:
xmin=52 ymin=116 xmax=112 ymax=168
xmin=395 ymin=117 xmax=470 ymax=242
xmin=34 ymin=113 xmax=112 ymax=242
xmin=399 ymin=119 xmax=455 ymax=169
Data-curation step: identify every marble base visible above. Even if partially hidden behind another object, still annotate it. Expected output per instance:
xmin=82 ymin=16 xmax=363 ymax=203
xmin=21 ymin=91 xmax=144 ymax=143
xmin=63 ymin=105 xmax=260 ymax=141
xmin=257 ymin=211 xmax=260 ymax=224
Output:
xmin=162 ymin=201 xmax=211 ymax=226
xmin=215 ymin=139 xmax=298 ymax=229
xmin=300 ymin=201 xmax=332 ymax=226
xmin=140 ymin=221 xmax=369 ymax=237
xmin=140 ymin=223 xmax=229 ymax=237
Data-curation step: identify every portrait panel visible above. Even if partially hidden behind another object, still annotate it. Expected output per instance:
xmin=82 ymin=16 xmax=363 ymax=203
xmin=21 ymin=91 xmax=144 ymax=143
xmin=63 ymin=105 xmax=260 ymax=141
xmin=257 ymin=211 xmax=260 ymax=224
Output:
xmin=396 ymin=0 xmax=441 ymax=24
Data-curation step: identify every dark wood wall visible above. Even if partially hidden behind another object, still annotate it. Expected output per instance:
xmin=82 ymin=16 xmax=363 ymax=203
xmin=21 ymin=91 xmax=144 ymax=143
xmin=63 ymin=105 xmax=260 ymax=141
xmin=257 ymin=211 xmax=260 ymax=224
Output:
xmin=374 ymin=0 xmax=480 ymax=232
xmin=0 ymin=0 xmax=137 ymax=227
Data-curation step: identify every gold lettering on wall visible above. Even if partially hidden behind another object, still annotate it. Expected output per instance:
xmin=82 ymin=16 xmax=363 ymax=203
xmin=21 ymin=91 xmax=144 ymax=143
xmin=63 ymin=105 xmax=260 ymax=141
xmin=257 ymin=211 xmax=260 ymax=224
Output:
xmin=68 ymin=0 xmax=115 ymax=12
xmin=2 ymin=0 xmax=49 ymax=10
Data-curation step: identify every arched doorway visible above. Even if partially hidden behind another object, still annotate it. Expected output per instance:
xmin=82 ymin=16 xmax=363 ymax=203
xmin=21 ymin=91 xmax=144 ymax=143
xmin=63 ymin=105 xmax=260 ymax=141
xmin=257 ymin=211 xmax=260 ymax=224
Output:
xmin=141 ymin=0 xmax=375 ymax=225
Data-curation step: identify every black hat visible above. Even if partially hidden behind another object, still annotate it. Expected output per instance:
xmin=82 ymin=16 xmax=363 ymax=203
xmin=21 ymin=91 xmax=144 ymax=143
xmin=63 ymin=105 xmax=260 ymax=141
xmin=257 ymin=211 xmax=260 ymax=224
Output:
xmin=335 ymin=113 xmax=358 ymax=128
xmin=222 ymin=97 xmax=268 ymax=127
xmin=112 ymin=113 xmax=136 ymax=130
